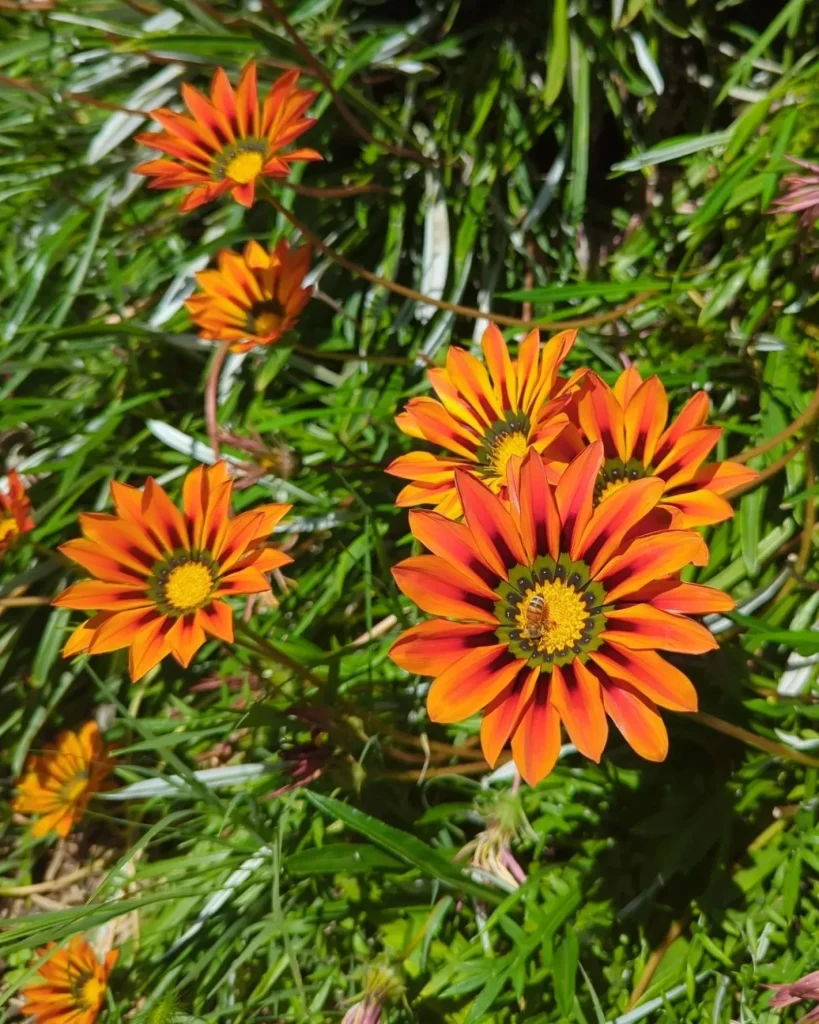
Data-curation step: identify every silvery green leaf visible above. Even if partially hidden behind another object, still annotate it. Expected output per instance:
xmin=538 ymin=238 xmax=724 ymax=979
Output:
xmin=416 ymin=172 xmax=449 ymax=324
xmin=629 ymin=30 xmax=665 ymax=95
xmin=100 ymin=763 xmax=271 ymax=801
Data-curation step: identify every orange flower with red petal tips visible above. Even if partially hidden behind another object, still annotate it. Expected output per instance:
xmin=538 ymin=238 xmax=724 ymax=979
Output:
xmin=557 ymin=367 xmax=758 ymax=528
xmin=14 ymin=721 xmax=113 ymax=838
xmin=389 ymin=444 xmax=733 ymax=785
xmin=386 ymin=324 xmax=581 ymax=519
xmin=53 ymin=462 xmax=292 ymax=682
xmin=21 ymin=937 xmax=117 ymax=1024
xmin=0 ymin=469 xmax=34 ymax=557
xmin=135 ymin=63 xmax=321 ymax=212
xmin=186 ymin=239 xmax=312 ymax=353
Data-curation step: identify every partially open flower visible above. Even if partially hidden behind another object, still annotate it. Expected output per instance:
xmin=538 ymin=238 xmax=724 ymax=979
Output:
xmin=14 ymin=721 xmax=113 ymax=838
xmin=771 ymin=156 xmax=819 ymax=228
xmin=0 ymin=469 xmax=34 ymax=558
xmin=21 ymin=937 xmax=118 ymax=1024
xmin=135 ymin=62 xmax=321 ymax=211
xmin=54 ymin=462 xmax=292 ymax=681
xmin=766 ymin=970 xmax=819 ymax=1023
xmin=386 ymin=325 xmax=580 ymax=519
xmin=186 ymin=240 xmax=312 ymax=353
xmin=342 ymin=965 xmax=403 ymax=1024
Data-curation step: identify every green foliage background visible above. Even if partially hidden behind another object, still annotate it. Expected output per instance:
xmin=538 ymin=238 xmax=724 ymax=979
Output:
xmin=1 ymin=0 xmax=818 ymax=1021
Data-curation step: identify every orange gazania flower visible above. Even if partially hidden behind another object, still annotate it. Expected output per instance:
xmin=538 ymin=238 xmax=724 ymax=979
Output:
xmin=53 ymin=463 xmax=291 ymax=681
xmin=0 ymin=469 xmax=34 ymax=557
xmin=135 ymin=63 xmax=321 ymax=212
xmin=559 ymin=367 xmax=758 ymax=528
xmin=186 ymin=239 xmax=312 ymax=353
xmin=14 ymin=721 xmax=113 ymax=838
xmin=21 ymin=937 xmax=117 ymax=1024
xmin=390 ymin=445 xmax=733 ymax=784
xmin=386 ymin=325 xmax=580 ymax=519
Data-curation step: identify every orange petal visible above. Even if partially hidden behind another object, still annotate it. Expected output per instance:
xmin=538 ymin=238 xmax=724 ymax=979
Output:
xmin=623 ymin=375 xmax=668 ymax=465
xmin=575 ymin=374 xmax=626 ymax=461
xmin=455 ymin=472 xmax=528 ymax=579
xmin=576 ymin=476 xmax=664 ymax=573
xmin=214 ymin=566 xmax=270 ymax=595
xmin=509 ymin=677 xmax=562 ymax=784
xmin=594 ymin=530 xmax=709 ymax=602
xmin=515 ymin=329 xmax=541 ymax=413
xmin=78 ymin=514 xmax=160 ymax=575
xmin=110 ymin=479 xmax=149 ymax=528
xmin=401 ymin=396 xmax=481 ymax=459
xmin=601 ymin=604 xmax=718 ymax=654
xmin=128 ymin=615 xmax=173 ymax=682
xmin=385 ymin=451 xmax=467 ymax=484
xmin=167 ymin=614 xmax=206 ymax=668
xmin=601 ymin=680 xmax=668 ymax=761
xmin=518 ymin=450 xmax=560 ymax=563
xmin=590 ymin=643 xmax=698 ymax=711
xmin=390 ymin=619 xmax=498 ymax=676
xmin=653 ymin=390 xmax=710 ymax=465
xmin=445 ymin=346 xmax=504 ymax=424
xmin=197 ymin=600 xmax=234 ymax=643
xmin=481 ymin=324 xmax=518 ymax=412
xmin=613 ymin=365 xmax=643 ymax=406
xmin=480 ymin=665 xmax=539 ymax=766
xmin=627 ymin=580 xmax=734 ymax=615
xmin=53 ymin=580 xmax=152 ymax=612
xmin=653 ymin=426 xmax=722 ymax=489
xmin=525 ymin=329 xmax=577 ymax=414
xmin=549 ymin=660 xmax=608 ymax=762
xmin=143 ymin=477 xmax=189 ymax=552
xmin=691 ymin=459 xmax=759 ymax=496
xmin=426 ymin=644 xmax=521 ymax=723
xmin=63 ymin=613 xmax=109 ymax=657
xmin=391 ymin=555 xmax=498 ymax=624
xmin=661 ymin=488 xmax=734 ymax=528
xmin=555 ymin=441 xmax=605 ymax=557
xmin=234 ymin=60 xmax=259 ymax=137
xmin=408 ymin=510 xmax=499 ymax=590
xmin=87 ymin=607 xmax=162 ymax=654
xmin=58 ymin=538 xmax=145 ymax=585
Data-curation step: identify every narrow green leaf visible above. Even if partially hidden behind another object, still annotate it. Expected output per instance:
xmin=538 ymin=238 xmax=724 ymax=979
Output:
xmin=544 ymin=0 xmax=569 ymax=106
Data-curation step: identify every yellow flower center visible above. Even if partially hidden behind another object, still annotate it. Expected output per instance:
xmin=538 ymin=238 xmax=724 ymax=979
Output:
xmin=225 ymin=150 xmax=264 ymax=184
xmin=597 ymin=476 xmax=629 ymax=503
xmin=0 ymin=516 xmax=19 ymax=543
xmin=164 ymin=562 xmax=214 ymax=611
xmin=79 ymin=973 xmax=105 ymax=1011
xmin=254 ymin=311 xmax=284 ymax=336
xmin=61 ymin=771 xmax=90 ymax=805
xmin=490 ymin=431 xmax=529 ymax=476
xmin=515 ymin=579 xmax=589 ymax=655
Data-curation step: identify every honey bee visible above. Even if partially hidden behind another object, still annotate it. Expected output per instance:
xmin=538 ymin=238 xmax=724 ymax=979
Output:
xmin=524 ymin=594 xmax=547 ymax=639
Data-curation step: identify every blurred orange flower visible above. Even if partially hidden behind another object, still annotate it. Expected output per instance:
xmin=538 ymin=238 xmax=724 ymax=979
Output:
xmin=559 ymin=367 xmax=758 ymax=527
xmin=386 ymin=325 xmax=581 ymax=519
xmin=21 ymin=937 xmax=117 ymax=1024
xmin=0 ymin=469 xmax=34 ymax=557
xmin=54 ymin=463 xmax=292 ymax=681
xmin=390 ymin=445 xmax=733 ymax=784
xmin=186 ymin=240 xmax=312 ymax=352
xmin=14 ymin=721 xmax=113 ymax=838
xmin=135 ymin=62 xmax=321 ymax=211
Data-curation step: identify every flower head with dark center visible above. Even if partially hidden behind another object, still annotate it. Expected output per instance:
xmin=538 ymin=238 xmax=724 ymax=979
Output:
xmin=386 ymin=324 xmax=581 ymax=519
xmin=0 ymin=469 xmax=34 ymax=558
xmin=13 ymin=722 xmax=113 ymax=837
xmin=186 ymin=240 xmax=312 ymax=353
xmin=135 ymin=63 xmax=321 ymax=211
xmin=390 ymin=444 xmax=733 ymax=784
xmin=53 ymin=463 xmax=291 ymax=681
xmin=559 ymin=368 xmax=758 ymax=528
xmin=21 ymin=937 xmax=118 ymax=1024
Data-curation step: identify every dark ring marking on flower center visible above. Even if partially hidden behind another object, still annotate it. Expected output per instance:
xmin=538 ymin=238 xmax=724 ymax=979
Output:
xmin=594 ymin=457 xmax=645 ymax=504
xmin=494 ymin=554 xmax=607 ymax=670
xmin=475 ymin=411 xmax=532 ymax=475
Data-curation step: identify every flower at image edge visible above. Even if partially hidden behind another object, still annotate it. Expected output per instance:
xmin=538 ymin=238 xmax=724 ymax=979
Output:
xmin=389 ymin=444 xmax=735 ymax=784
xmin=0 ymin=469 xmax=34 ymax=557
xmin=386 ymin=324 xmax=582 ymax=519
xmin=563 ymin=367 xmax=758 ymax=528
xmin=21 ymin=937 xmax=117 ymax=1024
xmin=13 ymin=721 xmax=113 ymax=838
xmin=186 ymin=239 xmax=312 ymax=352
xmin=135 ymin=62 xmax=321 ymax=211
xmin=54 ymin=462 xmax=292 ymax=681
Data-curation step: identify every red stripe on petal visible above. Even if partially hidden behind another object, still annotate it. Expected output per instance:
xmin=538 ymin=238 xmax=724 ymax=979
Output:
xmin=456 ymin=471 xmax=528 ymax=578
xmin=480 ymin=665 xmax=539 ymax=767
xmin=143 ymin=477 xmax=189 ymax=552
xmin=408 ymin=510 xmax=499 ymax=589
xmin=53 ymin=580 xmax=152 ymax=612
xmin=509 ymin=678 xmax=561 ymax=785
xmin=128 ymin=614 xmax=174 ymax=682
xmin=392 ymin=555 xmax=498 ymax=624
xmin=481 ymin=324 xmax=518 ymax=412
xmin=446 ymin=346 xmax=504 ymax=424
xmin=661 ymin=488 xmax=734 ymax=528
xmin=555 ymin=441 xmax=604 ymax=558
xmin=601 ymin=604 xmax=718 ymax=653
xmin=575 ymin=374 xmax=626 ymax=461
xmin=167 ymin=614 xmax=207 ymax=668
xmin=601 ymin=680 xmax=668 ymax=761
xmin=653 ymin=426 xmax=722 ymax=490
xmin=576 ymin=477 xmax=665 ymax=573
xmin=549 ymin=660 xmax=608 ymax=762
xmin=623 ymin=375 xmax=668 ymax=465
xmin=390 ymin=620 xmax=498 ymax=676
xmin=594 ymin=530 xmax=709 ymax=602
xmin=590 ymin=642 xmax=698 ymax=711
xmin=198 ymin=600 xmax=234 ymax=643
xmin=426 ymin=644 xmax=520 ymax=723
xmin=518 ymin=449 xmax=560 ymax=563
xmin=653 ymin=391 xmax=711 ymax=465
